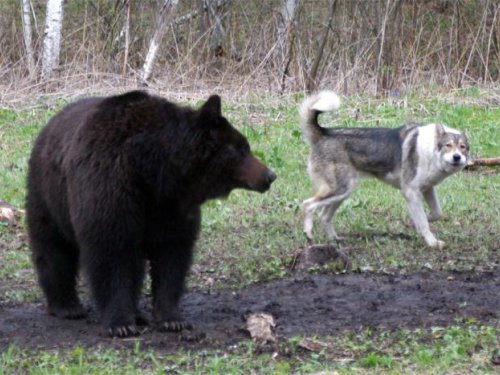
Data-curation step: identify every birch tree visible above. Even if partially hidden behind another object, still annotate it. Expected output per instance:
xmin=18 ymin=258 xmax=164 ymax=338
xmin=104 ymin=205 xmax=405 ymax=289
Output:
xmin=305 ymin=0 xmax=336 ymax=93
xmin=276 ymin=0 xmax=300 ymax=92
xmin=205 ymin=0 xmax=227 ymax=57
xmin=122 ymin=0 xmax=130 ymax=76
xmin=21 ymin=0 xmax=36 ymax=78
xmin=141 ymin=0 xmax=179 ymax=82
xmin=41 ymin=0 xmax=64 ymax=79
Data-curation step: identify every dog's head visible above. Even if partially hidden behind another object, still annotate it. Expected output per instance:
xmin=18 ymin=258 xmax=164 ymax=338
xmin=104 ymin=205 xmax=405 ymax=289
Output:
xmin=435 ymin=124 xmax=469 ymax=172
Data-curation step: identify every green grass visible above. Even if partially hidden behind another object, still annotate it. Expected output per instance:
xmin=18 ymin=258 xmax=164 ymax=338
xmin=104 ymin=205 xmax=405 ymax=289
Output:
xmin=0 ymin=89 xmax=499 ymax=373
xmin=1 ymin=324 xmax=498 ymax=374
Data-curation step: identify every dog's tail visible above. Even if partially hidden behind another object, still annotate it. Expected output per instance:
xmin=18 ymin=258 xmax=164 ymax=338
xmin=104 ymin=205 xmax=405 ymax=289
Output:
xmin=299 ymin=90 xmax=341 ymax=145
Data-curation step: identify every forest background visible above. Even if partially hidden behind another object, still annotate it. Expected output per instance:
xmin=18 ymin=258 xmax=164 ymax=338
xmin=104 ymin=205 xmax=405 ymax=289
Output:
xmin=0 ymin=0 xmax=498 ymax=100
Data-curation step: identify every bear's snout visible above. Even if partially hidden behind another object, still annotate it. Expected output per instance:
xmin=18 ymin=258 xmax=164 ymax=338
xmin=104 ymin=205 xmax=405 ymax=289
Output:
xmin=237 ymin=154 xmax=276 ymax=193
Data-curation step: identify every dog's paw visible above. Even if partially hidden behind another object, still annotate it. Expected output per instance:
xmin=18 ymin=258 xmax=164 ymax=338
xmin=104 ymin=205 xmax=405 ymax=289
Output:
xmin=326 ymin=234 xmax=345 ymax=242
xmin=428 ymin=213 xmax=444 ymax=222
xmin=304 ymin=230 xmax=314 ymax=242
xmin=427 ymin=239 xmax=446 ymax=249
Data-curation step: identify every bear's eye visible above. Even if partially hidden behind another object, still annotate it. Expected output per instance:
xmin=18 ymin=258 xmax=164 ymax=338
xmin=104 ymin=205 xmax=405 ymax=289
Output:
xmin=239 ymin=144 xmax=250 ymax=157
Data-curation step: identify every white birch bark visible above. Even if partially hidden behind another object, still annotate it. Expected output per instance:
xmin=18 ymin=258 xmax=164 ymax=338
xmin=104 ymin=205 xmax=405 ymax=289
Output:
xmin=122 ymin=0 xmax=130 ymax=76
xmin=141 ymin=0 xmax=179 ymax=82
xmin=41 ymin=0 xmax=64 ymax=79
xmin=205 ymin=0 xmax=226 ymax=54
xmin=276 ymin=0 xmax=298 ymax=60
xmin=276 ymin=0 xmax=299 ymax=92
xmin=21 ymin=0 xmax=36 ymax=78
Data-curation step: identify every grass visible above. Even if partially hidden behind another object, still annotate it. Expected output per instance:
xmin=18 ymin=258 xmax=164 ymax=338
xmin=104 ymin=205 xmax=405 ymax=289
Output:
xmin=0 ymin=89 xmax=499 ymax=373
xmin=0 ymin=324 xmax=498 ymax=374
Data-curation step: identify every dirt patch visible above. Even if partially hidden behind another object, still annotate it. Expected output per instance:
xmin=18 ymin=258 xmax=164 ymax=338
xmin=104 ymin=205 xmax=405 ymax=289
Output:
xmin=1 ymin=269 xmax=498 ymax=352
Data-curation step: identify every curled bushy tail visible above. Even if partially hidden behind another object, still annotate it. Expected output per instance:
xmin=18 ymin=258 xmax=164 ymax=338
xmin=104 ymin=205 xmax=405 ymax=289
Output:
xmin=299 ymin=90 xmax=341 ymax=145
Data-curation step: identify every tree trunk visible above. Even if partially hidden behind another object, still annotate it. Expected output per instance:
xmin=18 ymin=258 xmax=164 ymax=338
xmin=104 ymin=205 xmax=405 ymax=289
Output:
xmin=205 ymin=0 xmax=226 ymax=57
xmin=21 ymin=0 xmax=36 ymax=78
xmin=41 ymin=0 xmax=64 ymax=80
xmin=122 ymin=0 xmax=130 ymax=76
xmin=140 ymin=0 xmax=179 ymax=82
xmin=276 ymin=0 xmax=299 ymax=93
xmin=305 ymin=0 xmax=336 ymax=93
xmin=375 ymin=0 xmax=403 ymax=96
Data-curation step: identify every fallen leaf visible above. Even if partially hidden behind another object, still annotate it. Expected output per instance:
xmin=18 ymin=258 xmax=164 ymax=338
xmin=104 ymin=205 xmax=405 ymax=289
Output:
xmin=0 ymin=206 xmax=16 ymax=222
xmin=245 ymin=312 xmax=276 ymax=343
xmin=298 ymin=338 xmax=328 ymax=352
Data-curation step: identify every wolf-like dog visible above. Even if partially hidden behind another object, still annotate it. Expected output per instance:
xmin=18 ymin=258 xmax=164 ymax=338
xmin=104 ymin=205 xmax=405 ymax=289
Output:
xmin=299 ymin=90 xmax=469 ymax=249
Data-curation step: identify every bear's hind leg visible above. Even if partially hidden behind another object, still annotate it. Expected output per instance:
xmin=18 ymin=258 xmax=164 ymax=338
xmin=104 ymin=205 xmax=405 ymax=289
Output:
xmin=28 ymin=216 xmax=85 ymax=319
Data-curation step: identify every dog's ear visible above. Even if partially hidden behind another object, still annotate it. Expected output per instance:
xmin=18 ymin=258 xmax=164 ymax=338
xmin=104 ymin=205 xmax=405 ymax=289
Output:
xmin=462 ymin=130 xmax=471 ymax=150
xmin=463 ymin=130 xmax=470 ymax=143
xmin=435 ymin=123 xmax=445 ymax=139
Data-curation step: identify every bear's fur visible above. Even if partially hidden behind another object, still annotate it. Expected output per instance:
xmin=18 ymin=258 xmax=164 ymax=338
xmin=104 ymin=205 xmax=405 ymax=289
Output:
xmin=26 ymin=91 xmax=276 ymax=337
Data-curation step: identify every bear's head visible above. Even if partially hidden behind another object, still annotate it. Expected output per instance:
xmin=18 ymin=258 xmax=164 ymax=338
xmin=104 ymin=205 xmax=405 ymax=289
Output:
xmin=194 ymin=95 xmax=277 ymax=200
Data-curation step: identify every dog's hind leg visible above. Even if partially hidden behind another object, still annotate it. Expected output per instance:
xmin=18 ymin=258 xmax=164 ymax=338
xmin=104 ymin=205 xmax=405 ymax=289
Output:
xmin=303 ymin=195 xmax=320 ymax=241
xmin=423 ymin=187 xmax=442 ymax=222
xmin=303 ymin=183 xmax=354 ymax=241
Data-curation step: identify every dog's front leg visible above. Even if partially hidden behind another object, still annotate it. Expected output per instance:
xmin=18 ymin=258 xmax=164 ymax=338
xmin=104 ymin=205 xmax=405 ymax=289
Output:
xmin=321 ymin=203 xmax=344 ymax=241
xmin=423 ymin=187 xmax=443 ymax=222
xmin=403 ymin=188 xmax=445 ymax=249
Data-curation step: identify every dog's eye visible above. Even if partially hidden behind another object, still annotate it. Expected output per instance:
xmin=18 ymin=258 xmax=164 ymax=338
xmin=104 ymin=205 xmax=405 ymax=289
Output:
xmin=446 ymin=143 xmax=453 ymax=148
xmin=459 ymin=144 xmax=467 ymax=150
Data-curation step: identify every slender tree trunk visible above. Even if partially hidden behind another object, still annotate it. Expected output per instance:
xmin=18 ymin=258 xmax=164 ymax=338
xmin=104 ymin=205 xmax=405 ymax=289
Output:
xmin=484 ymin=2 xmax=499 ymax=82
xmin=122 ymin=0 xmax=130 ymax=76
xmin=276 ymin=0 xmax=299 ymax=93
xmin=21 ymin=0 xmax=36 ymax=78
xmin=306 ymin=0 xmax=336 ymax=93
xmin=375 ymin=0 xmax=403 ymax=95
xmin=375 ymin=0 xmax=390 ymax=95
xmin=205 ymin=0 xmax=226 ymax=57
xmin=41 ymin=0 xmax=64 ymax=80
xmin=141 ymin=0 xmax=179 ymax=82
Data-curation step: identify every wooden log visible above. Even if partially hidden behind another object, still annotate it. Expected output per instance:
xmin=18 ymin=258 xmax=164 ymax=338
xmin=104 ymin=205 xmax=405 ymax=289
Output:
xmin=466 ymin=157 xmax=500 ymax=169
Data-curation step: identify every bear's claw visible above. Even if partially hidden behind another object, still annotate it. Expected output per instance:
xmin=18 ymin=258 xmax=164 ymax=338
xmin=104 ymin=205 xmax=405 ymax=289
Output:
xmin=158 ymin=320 xmax=192 ymax=332
xmin=108 ymin=324 xmax=148 ymax=337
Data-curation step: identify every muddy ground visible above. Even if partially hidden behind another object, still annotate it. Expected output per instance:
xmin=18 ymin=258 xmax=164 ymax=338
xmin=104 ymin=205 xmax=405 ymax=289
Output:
xmin=1 ymin=268 xmax=498 ymax=352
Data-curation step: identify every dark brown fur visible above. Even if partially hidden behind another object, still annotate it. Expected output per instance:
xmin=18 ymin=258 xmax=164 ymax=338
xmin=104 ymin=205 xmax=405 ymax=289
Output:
xmin=26 ymin=91 xmax=276 ymax=337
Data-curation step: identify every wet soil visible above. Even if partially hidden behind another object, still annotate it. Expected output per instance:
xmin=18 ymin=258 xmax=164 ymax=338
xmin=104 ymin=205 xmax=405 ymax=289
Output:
xmin=1 ymin=269 xmax=498 ymax=352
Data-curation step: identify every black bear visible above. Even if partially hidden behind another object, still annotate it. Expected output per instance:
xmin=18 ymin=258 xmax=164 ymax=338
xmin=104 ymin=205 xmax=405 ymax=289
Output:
xmin=26 ymin=91 xmax=276 ymax=337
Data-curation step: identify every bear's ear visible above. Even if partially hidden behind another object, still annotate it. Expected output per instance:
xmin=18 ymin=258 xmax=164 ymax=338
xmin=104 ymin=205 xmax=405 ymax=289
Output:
xmin=200 ymin=95 xmax=222 ymax=117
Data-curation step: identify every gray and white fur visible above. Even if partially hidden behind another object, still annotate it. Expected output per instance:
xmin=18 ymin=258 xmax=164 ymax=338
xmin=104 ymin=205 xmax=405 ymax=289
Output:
xmin=300 ymin=90 xmax=470 ymax=249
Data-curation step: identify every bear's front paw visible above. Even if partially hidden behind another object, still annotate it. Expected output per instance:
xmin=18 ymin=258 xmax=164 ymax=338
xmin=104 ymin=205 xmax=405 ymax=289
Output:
xmin=135 ymin=313 xmax=149 ymax=327
xmin=107 ymin=324 xmax=146 ymax=338
xmin=158 ymin=319 xmax=192 ymax=332
xmin=49 ymin=303 xmax=87 ymax=320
